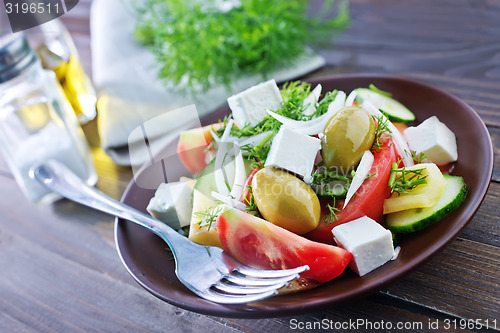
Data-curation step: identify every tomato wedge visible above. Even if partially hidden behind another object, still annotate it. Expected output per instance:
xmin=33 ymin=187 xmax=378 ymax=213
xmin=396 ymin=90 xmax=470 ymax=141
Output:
xmin=306 ymin=140 xmax=397 ymax=244
xmin=217 ymin=206 xmax=352 ymax=283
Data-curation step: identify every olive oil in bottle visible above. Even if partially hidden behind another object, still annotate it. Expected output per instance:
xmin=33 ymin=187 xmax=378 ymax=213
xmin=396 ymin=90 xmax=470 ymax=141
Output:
xmin=51 ymin=53 xmax=97 ymax=124
xmin=27 ymin=19 xmax=97 ymax=124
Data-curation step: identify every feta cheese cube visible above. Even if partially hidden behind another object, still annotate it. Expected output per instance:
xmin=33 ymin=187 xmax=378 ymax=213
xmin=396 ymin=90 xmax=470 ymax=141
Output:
xmin=227 ymin=79 xmax=283 ymax=128
xmin=147 ymin=179 xmax=195 ymax=229
xmin=404 ymin=116 xmax=458 ymax=165
xmin=264 ymin=126 xmax=321 ymax=181
xmin=332 ymin=216 xmax=395 ymax=276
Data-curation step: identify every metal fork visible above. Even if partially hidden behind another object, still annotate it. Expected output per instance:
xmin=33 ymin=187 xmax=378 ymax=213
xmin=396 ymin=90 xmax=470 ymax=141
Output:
xmin=30 ymin=160 xmax=309 ymax=304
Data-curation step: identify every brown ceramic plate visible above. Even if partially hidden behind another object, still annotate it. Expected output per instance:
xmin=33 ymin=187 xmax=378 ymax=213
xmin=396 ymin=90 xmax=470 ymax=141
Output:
xmin=114 ymin=74 xmax=493 ymax=318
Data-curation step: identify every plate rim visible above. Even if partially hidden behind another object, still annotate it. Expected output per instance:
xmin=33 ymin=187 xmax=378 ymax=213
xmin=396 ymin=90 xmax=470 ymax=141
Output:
xmin=114 ymin=73 xmax=494 ymax=318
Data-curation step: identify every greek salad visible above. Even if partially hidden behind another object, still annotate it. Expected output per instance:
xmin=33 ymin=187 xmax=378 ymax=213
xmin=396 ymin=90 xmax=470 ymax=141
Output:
xmin=147 ymin=79 xmax=468 ymax=289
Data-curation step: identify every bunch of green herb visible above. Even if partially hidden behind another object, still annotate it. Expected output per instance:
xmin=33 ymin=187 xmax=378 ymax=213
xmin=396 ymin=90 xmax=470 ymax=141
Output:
xmin=134 ymin=0 xmax=350 ymax=93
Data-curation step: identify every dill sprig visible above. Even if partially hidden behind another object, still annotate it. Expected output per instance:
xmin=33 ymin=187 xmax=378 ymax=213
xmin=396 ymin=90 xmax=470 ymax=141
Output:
xmin=309 ymin=89 xmax=340 ymax=118
xmin=194 ymin=205 xmax=223 ymax=231
xmin=134 ymin=0 xmax=350 ymax=93
xmin=388 ymin=162 xmax=428 ymax=195
xmin=243 ymin=185 xmax=262 ymax=217
xmin=241 ymin=133 xmax=272 ymax=169
xmin=406 ymin=150 xmax=427 ymax=164
xmin=227 ymin=81 xmax=330 ymax=166
xmin=320 ymin=200 xmax=340 ymax=224
xmin=371 ymin=114 xmax=393 ymax=152
xmin=229 ymin=81 xmax=316 ymax=137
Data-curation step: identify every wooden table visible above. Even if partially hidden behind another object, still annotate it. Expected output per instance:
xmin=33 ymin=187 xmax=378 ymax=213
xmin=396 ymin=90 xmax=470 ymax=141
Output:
xmin=1 ymin=0 xmax=498 ymax=331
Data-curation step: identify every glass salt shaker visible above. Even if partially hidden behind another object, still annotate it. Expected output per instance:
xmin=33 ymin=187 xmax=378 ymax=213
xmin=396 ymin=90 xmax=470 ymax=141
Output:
xmin=0 ymin=33 xmax=97 ymax=204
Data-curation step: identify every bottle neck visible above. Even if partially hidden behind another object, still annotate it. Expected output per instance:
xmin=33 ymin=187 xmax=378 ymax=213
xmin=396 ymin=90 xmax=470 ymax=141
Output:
xmin=0 ymin=34 xmax=39 ymax=83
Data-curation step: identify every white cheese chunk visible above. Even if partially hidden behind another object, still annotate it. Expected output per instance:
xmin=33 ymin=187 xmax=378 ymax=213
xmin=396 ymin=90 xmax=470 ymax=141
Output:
xmin=147 ymin=179 xmax=195 ymax=229
xmin=227 ymin=79 xmax=283 ymax=128
xmin=404 ymin=116 xmax=458 ymax=165
xmin=264 ymin=125 xmax=321 ymax=181
xmin=332 ymin=216 xmax=395 ymax=276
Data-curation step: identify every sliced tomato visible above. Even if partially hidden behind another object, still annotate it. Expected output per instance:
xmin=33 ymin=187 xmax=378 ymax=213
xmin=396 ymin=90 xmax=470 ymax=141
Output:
xmin=177 ymin=123 xmax=221 ymax=174
xmin=217 ymin=206 xmax=352 ymax=283
xmin=305 ymin=140 xmax=397 ymax=244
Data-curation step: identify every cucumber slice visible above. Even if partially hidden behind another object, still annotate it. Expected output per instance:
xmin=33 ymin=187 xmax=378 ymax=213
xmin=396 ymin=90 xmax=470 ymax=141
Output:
xmin=355 ymin=88 xmax=416 ymax=123
xmin=385 ymin=175 xmax=468 ymax=234
xmin=194 ymin=160 xmax=217 ymax=198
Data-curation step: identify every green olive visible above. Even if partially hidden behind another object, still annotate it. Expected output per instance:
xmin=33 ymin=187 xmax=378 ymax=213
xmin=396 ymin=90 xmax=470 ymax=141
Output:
xmin=321 ymin=106 xmax=376 ymax=172
xmin=251 ymin=168 xmax=320 ymax=235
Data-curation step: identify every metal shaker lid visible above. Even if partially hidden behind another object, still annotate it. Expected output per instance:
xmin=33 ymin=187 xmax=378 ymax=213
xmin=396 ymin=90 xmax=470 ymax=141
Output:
xmin=0 ymin=33 xmax=38 ymax=83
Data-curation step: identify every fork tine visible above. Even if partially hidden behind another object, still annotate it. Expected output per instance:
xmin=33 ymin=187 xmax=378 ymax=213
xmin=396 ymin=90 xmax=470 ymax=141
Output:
xmin=224 ymin=273 xmax=300 ymax=287
xmin=234 ymin=265 xmax=310 ymax=278
xmin=212 ymin=281 xmax=287 ymax=294
xmin=202 ymin=289 xmax=278 ymax=304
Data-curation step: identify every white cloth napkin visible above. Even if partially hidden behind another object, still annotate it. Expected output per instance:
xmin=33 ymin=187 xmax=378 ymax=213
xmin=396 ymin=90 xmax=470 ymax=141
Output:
xmin=90 ymin=0 xmax=326 ymax=166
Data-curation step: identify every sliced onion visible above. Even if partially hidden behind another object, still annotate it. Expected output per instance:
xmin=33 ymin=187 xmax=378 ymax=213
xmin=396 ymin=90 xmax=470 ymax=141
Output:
xmin=361 ymin=101 xmax=414 ymax=167
xmin=302 ymin=84 xmax=322 ymax=116
xmin=345 ymin=90 xmax=357 ymax=107
xmin=229 ymin=143 xmax=246 ymax=200
xmin=210 ymin=128 xmax=220 ymax=142
xmin=211 ymin=191 xmax=247 ymax=211
xmin=391 ymin=246 xmax=401 ymax=260
xmin=343 ymin=150 xmax=374 ymax=209
xmin=267 ymin=90 xmax=346 ymax=135
xmin=214 ymin=120 xmax=235 ymax=196
xmin=220 ymin=119 xmax=234 ymax=141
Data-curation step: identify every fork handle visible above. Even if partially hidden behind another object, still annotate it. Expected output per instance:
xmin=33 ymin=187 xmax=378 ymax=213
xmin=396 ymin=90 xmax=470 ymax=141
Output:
xmin=30 ymin=160 xmax=192 ymax=251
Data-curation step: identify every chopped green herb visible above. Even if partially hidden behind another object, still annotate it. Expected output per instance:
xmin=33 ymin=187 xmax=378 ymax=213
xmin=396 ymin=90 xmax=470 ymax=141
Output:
xmin=313 ymin=168 xmax=351 ymax=185
xmin=244 ymin=185 xmax=262 ymax=217
xmin=320 ymin=200 xmax=340 ymax=224
xmin=310 ymin=90 xmax=340 ymax=118
xmin=406 ymin=150 xmax=427 ymax=164
xmin=194 ymin=205 xmax=223 ymax=231
xmin=241 ymin=132 xmax=273 ymax=168
xmin=134 ymin=0 xmax=350 ymax=93
xmin=388 ymin=162 xmax=428 ymax=195
xmin=371 ymin=114 xmax=393 ymax=152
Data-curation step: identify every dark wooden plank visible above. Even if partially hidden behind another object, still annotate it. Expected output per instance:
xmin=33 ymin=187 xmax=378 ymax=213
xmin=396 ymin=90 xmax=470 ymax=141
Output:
xmin=0 ymin=170 xmax=497 ymax=332
xmin=382 ymin=238 xmax=499 ymax=320
xmin=490 ymin=126 xmax=500 ymax=182
xmin=320 ymin=0 xmax=500 ymax=82
xmin=458 ymin=178 xmax=500 ymax=247
xmin=0 ymin=177 xmax=237 ymax=333
xmin=0 ymin=0 xmax=498 ymax=332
